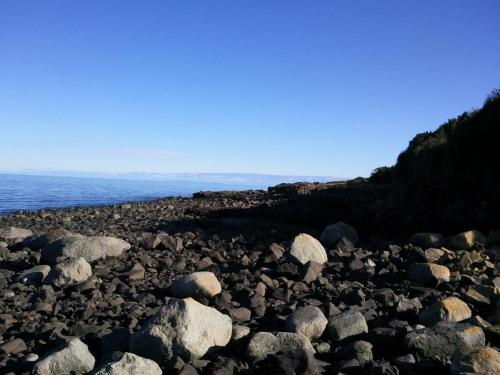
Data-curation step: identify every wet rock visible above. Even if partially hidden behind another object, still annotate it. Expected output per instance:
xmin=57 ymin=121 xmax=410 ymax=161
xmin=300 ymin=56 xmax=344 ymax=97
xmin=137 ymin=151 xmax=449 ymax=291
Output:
xmin=45 ymin=257 xmax=92 ymax=287
xmin=286 ymin=305 xmax=327 ymax=340
xmin=327 ymin=311 xmax=368 ymax=342
xmin=169 ymin=271 xmax=222 ymax=299
xmin=449 ymin=230 xmax=486 ymax=250
xmin=93 ymin=352 xmax=162 ymax=375
xmin=405 ymin=323 xmax=485 ymax=361
xmin=41 ymin=236 xmax=131 ymax=264
xmin=289 ymin=233 xmax=328 ymax=265
xmin=32 ymin=338 xmax=95 ymax=375
xmin=407 ymin=263 xmax=450 ymax=285
xmin=246 ymin=331 xmax=314 ymax=361
xmin=320 ymin=222 xmax=359 ymax=247
xmin=419 ymin=297 xmax=472 ymax=325
xmin=16 ymin=265 xmax=51 ymax=284
xmin=450 ymin=346 xmax=500 ymax=375
xmin=129 ymin=297 xmax=232 ymax=367
xmin=410 ymin=232 xmax=444 ymax=249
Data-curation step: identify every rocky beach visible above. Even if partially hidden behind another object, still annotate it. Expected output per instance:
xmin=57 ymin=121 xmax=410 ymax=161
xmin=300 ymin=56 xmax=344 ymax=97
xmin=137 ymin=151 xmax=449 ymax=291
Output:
xmin=0 ymin=183 xmax=500 ymax=374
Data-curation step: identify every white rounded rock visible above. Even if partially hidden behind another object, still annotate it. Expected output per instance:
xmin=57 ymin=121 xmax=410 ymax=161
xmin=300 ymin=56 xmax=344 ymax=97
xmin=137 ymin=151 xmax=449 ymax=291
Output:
xmin=286 ymin=305 xmax=328 ymax=340
xmin=129 ymin=297 xmax=232 ymax=367
xmin=32 ymin=338 xmax=95 ymax=375
xmin=169 ymin=271 xmax=222 ymax=298
xmin=46 ymin=257 xmax=92 ymax=287
xmin=289 ymin=233 xmax=328 ymax=265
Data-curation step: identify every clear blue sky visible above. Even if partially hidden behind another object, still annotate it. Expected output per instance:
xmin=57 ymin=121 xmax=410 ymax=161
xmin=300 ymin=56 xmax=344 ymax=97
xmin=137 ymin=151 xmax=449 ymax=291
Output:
xmin=1 ymin=1 xmax=499 ymax=177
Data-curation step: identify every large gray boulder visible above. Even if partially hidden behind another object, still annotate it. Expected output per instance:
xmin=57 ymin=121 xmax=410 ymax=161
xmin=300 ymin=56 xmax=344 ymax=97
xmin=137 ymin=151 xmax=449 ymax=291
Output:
xmin=45 ymin=257 xmax=92 ymax=288
xmin=289 ymin=233 xmax=328 ymax=265
xmin=328 ymin=311 xmax=368 ymax=342
xmin=32 ymin=338 xmax=95 ymax=375
xmin=320 ymin=222 xmax=359 ymax=247
xmin=246 ymin=331 xmax=314 ymax=361
xmin=24 ymin=228 xmax=79 ymax=249
xmin=405 ymin=323 xmax=485 ymax=362
xmin=169 ymin=271 xmax=222 ymax=299
xmin=41 ymin=236 xmax=131 ymax=264
xmin=129 ymin=297 xmax=232 ymax=367
xmin=0 ymin=227 xmax=32 ymax=242
xmin=93 ymin=352 xmax=162 ymax=375
xmin=450 ymin=346 xmax=500 ymax=375
xmin=286 ymin=305 xmax=327 ymax=340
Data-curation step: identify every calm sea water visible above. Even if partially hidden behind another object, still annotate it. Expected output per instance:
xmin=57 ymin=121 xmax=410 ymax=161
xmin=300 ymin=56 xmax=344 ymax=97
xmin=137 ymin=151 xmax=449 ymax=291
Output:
xmin=0 ymin=174 xmax=264 ymax=214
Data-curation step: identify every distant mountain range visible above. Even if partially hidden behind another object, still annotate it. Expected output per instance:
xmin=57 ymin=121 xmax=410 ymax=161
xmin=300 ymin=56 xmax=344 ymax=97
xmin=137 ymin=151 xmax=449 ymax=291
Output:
xmin=0 ymin=170 xmax=342 ymax=187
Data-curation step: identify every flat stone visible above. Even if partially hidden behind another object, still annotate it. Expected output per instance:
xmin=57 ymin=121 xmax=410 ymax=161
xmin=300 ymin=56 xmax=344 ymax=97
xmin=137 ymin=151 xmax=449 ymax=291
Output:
xmin=169 ymin=271 xmax=222 ymax=299
xmin=327 ymin=311 xmax=368 ymax=342
xmin=0 ymin=227 xmax=33 ymax=241
xmin=93 ymin=352 xmax=162 ymax=375
xmin=246 ymin=331 xmax=314 ymax=361
xmin=0 ymin=338 xmax=27 ymax=354
xmin=32 ymin=338 xmax=95 ymax=375
xmin=129 ymin=297 xmax=232 ymax=367
xmin=41 ymin=236 xmax=131 ymax=264
xmin=286 ymin=305 xmax=328 ymax=340
xmin=464 ymin=285 xmax=494 ymax=306
xmin=289 ymin=233 xmax=328 ymax=265
xmin=419 ymin=297 xmax=472 ymax=325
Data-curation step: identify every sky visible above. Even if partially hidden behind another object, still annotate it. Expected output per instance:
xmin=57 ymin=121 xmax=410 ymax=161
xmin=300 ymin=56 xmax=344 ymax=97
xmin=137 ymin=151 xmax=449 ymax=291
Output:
xmin=1 ymin=1 xmax=499 ymax=178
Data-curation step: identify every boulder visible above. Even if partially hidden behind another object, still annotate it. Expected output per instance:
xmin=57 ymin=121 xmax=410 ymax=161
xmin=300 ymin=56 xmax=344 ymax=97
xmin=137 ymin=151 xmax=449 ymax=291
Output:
xmin=24 ymin=228 xmax=79 ymax=249
xmin=327 ymin=311 xmax=368 ymax=342
xmin=93 ymin=352 xmax=162 ymax=375
xmin=246 ymin=331 xmax=314 ymax=361
xmin=45 ymin=257 xmax=92 ymax=287
xmin=405 ymin=323 xmax=485 ymax=362
xmin=32 ymin=338 xmax=95 ymax=375
xmin=129 ymin=297 xmax=232 ymax=367
xmin=407 ymin=263 xmax=450 ymax=285
xmin=289 ymin=233 xmax=328 ymax=265
xmin=0 ymin=227 xmax=32 ymax=241
xmin=320 ymin=222 xmax=359 ymax=247
xmin=449 ymin=230 xmax=486 ymax=250
xmin=450 ymin=346 xmax=500 ymax=375
xmin=419 ymin=297 xmax=472 ymax=325
xmin=410 ymin=233 xmax=444 ymax=249
xmin=286 ymin=305 xmax=328 ymax=340
xmin=169 ymin=271 xmax=222 ymax=299
xmin=41 ymin=236 xmax=131 ymax=264
xmin=16 ymin=265 xmax=51 ymax=284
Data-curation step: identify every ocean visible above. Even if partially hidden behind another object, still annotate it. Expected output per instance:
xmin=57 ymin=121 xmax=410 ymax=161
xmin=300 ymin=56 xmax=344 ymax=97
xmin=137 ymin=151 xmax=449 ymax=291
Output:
xmin=0 ymin=173 xmax=267 ymax=214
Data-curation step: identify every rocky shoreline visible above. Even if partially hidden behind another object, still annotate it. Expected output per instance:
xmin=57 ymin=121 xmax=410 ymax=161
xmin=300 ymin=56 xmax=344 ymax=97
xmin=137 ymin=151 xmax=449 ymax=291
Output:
xmin=1 ymin=188 xmax=500 ymax=374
